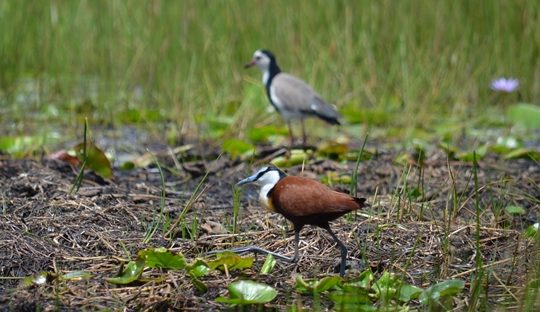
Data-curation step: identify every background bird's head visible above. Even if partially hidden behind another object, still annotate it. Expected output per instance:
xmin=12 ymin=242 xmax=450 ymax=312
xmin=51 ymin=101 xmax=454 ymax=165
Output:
xmin=244 ymin=49 xmax=276 ymax=71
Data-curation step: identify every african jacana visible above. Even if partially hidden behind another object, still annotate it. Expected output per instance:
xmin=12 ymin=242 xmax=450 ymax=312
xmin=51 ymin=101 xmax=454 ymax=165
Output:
xmin=245 ymin=50 xmax=341 ymax=145
xmin=234 ymin=166 xmax=367 ymax=276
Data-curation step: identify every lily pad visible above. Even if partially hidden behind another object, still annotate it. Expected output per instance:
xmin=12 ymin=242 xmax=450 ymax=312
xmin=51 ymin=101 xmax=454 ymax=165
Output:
xmin=61 ymin=271 xmax=92 ymax=281
xmin=106 ymin=259 xmax=145 ymax=285
xmin=74 ymin=141 xmax=113 ymax=178
xmin=419 ymin=279 xmax=465 ymax=305
xmin=505 ymin=205 xmax=525 ymax=215
xmin=247 ymin=126 xmax=288 ymax=143
xmin=139 ymin=247 xmax=187 ymax=270
xmin=260 ymin=254 xmax=276 ymax=275
xmin=295 ymin=275 xmax=341 ymax=294
xmin=207 ymin=252 xmax=254 ymax=271
xmin=222 ymin=139 xmax=255 ymax=159
xmin=503 ymin=148 xmax=540 ymax=161
xmin=507 ymin=103 xmax=540 ymax=129
xmin=216 ymin=280 xmax=277 ymax=305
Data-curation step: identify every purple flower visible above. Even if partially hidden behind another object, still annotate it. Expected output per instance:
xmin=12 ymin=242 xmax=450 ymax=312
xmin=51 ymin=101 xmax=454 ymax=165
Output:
xmin=490 ymin=77 xmax=519 ymax=93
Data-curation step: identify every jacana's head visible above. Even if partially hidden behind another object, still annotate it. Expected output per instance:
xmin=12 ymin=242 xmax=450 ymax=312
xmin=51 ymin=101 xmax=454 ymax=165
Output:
xmin=236 ymin=165 xmax=286 ymax=187
xmin=244 ymin=49 xmax=276 ymax=71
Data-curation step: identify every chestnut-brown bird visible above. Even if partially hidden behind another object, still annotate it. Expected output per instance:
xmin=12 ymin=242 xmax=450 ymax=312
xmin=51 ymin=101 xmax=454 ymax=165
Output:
xmin=235 ymin=166 xmax=367 ymax=276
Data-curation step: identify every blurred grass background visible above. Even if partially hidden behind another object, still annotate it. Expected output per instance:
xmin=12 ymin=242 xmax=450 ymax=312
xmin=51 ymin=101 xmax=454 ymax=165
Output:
xmin=0 ymin=0 xmax=538 ymax=147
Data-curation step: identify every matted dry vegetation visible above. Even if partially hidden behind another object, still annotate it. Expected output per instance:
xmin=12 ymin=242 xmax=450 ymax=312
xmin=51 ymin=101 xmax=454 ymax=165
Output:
xmin=0 ymin=150 xmax=538 ymax=310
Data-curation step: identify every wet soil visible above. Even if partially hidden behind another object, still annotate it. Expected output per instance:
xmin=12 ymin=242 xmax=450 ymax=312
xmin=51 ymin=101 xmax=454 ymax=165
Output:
xmin=0 ymin=146 xmax=539 ymax=310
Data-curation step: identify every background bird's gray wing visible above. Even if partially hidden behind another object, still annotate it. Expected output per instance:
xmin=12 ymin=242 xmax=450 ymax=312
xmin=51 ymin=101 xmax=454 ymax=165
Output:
xmin=273 ymin=73 xmax=341 ymax=124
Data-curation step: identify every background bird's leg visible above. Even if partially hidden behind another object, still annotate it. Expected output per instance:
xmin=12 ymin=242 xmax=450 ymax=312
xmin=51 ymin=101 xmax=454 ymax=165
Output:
xmin=287 ymin=120 xmax=295 ymax=146
xmin=300 ymin=118 xmax=307 ymax=146
xmin=322 ymin=224 xmax=348 ymax=276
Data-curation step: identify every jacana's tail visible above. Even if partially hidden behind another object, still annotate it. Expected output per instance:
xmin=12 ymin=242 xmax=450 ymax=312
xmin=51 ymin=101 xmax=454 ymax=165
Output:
xmin=354 ymin=197 xmax=368 ymax=208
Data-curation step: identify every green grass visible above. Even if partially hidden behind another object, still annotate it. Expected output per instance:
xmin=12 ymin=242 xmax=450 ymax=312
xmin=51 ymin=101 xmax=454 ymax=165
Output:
xmin=1 ymin=0 xmax=539 ymax=145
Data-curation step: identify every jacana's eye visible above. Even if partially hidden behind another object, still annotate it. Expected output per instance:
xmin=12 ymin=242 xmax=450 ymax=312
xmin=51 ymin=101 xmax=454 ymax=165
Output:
xmin=255 ymin=56 xmax=261 ymax=60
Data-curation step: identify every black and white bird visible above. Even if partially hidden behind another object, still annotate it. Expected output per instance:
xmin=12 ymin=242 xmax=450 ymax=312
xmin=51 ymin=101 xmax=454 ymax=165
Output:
xmin=245 ymin=49 xmax=341 ymax=145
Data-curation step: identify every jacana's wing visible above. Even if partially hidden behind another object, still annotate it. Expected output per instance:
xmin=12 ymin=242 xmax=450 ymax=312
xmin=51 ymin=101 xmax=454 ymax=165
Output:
xmin=271 ymin=176 xmax=360 ymax=217
xmin=271 ymin=73 xmax=341 ymax=124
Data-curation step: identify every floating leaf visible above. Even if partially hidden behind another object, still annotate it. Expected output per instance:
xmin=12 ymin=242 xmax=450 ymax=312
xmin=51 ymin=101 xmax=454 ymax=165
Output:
xmin=247 ymin=126 xmax=288 ymax=143
xmin=207 ymin=252 xmax=254 ymax=271
xmin=295 ymin=275 xmax=341 ymax=294
xmin=260 ymin=254 xmax=276 ymax=275
xmin=139 ymin=247 xmax=186 ymax=270
xmin=271 ymin=149 xmax=309 ymax=167
xmin=419 ymin=279 xmax=465 ymax=305
xmin=190 ymin=274 xmax=208 ymax=293
xmin=61 ymin=271 xmax=92 ymax=281
xmin=398 ymin=284 xmax=422 ymax=302
xmin=106 ymin=259 xmax=145 ymax=284
xmin=317 ymin=141 xmax=349 ymax=160
xmin=328 ymin=288 xmax=371 ymax=305
xmin=0 ymin=135 xmax=44 ymax=156
xmin=216 ymin=280 xmax=277 ymax=305
xmin=74 ymin=141 xmax=113 ymax=178
xmin=222 ymin=139 xmax=255 ymax=159
xmin=524 ymin=223 xmax=539 ymax=238
xmin=456 ymin=144 xmax=488 ymax=162
xmin=491 ymin=136 xmax=523 ymax=154
xmin=187 ymin=259 xmax=211 ymax=278
xmin=505 ymin=205 xmax=526 ymax=216
xmin=507 ymin=103 xmax=540 ymax=129
xmin=20 ymin=272 xmax=51 ymax=287
xmin=503 ymin=148 xmax=540 ymax=161
xmin=342 ymin=270 xmax=374 ymax=290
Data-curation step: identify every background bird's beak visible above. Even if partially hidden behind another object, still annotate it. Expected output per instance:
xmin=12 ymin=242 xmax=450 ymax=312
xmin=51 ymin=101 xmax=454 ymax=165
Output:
xmin=244 ymin=60 xmax=255 ymax=68
xmin=236 ymin=174 xmax=257 ymax=185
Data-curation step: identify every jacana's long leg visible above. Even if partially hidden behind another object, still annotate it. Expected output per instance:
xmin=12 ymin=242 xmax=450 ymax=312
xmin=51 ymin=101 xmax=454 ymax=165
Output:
xmin=322 ymin=223 xmax=348 ymax=277
xmin=206 ymin=228 xmax=303 ymax=263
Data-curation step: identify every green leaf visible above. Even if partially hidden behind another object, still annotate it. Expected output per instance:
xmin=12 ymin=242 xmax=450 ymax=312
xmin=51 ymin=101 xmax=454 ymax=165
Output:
xmin=222 ymin=139 xmax=255 ymax=159
xmin=106 ymin=259 xmax=145 ymax=284
xmin=343 ymin=269 xmax=374 ymax=290
xmin=260 ymin=254 xmax=276 ymax=275
xmin=491 ymin=136 xmax=523 ymax=154
xmin=271 ymin=149 xmax=310 ymax=167
xmin=74 ymin=141 xmax=113 ymax=178
xmin=61 ymin=271 xmax=92 ymax=281
xmin=20 ymin=272 xmax=50 ymax=287
xmin=247 ymin=126 xmax=288 ymax=143
xmin=329 ymin=289 xmax=371 ymax=305
xmin=189 ymin=273 xmax=208 ymax=293
xmin=505 ymin=205 xmax=526 ymax=216
xmin=398 ymin=284 xmax=422 ymax=302
xmin=138 ymin=247 xmax=187 ymax=270
xmin=456 ymin=144 xmax=488 ymax=162
xmin=317 ymin=140 xmax=349 ymax=160
xmin=524 ymin=223 xmax=539 ymax=238
xmin=207 ymin=252 xmax=254 ymax=271
xmin=216 ymin=280 xmax=277 ymax=305
xmin=503 ymin=148 xmax=540 ymax=161
xmin=295 ymin=275 xmax=341 ymax=294
xmin=419 ymin=279 xmax=465 ymax=305
xmin=187 ymin=259 xmax=211 ymax=277
xmin=507 ymin=103 xmax=540 ymax=129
